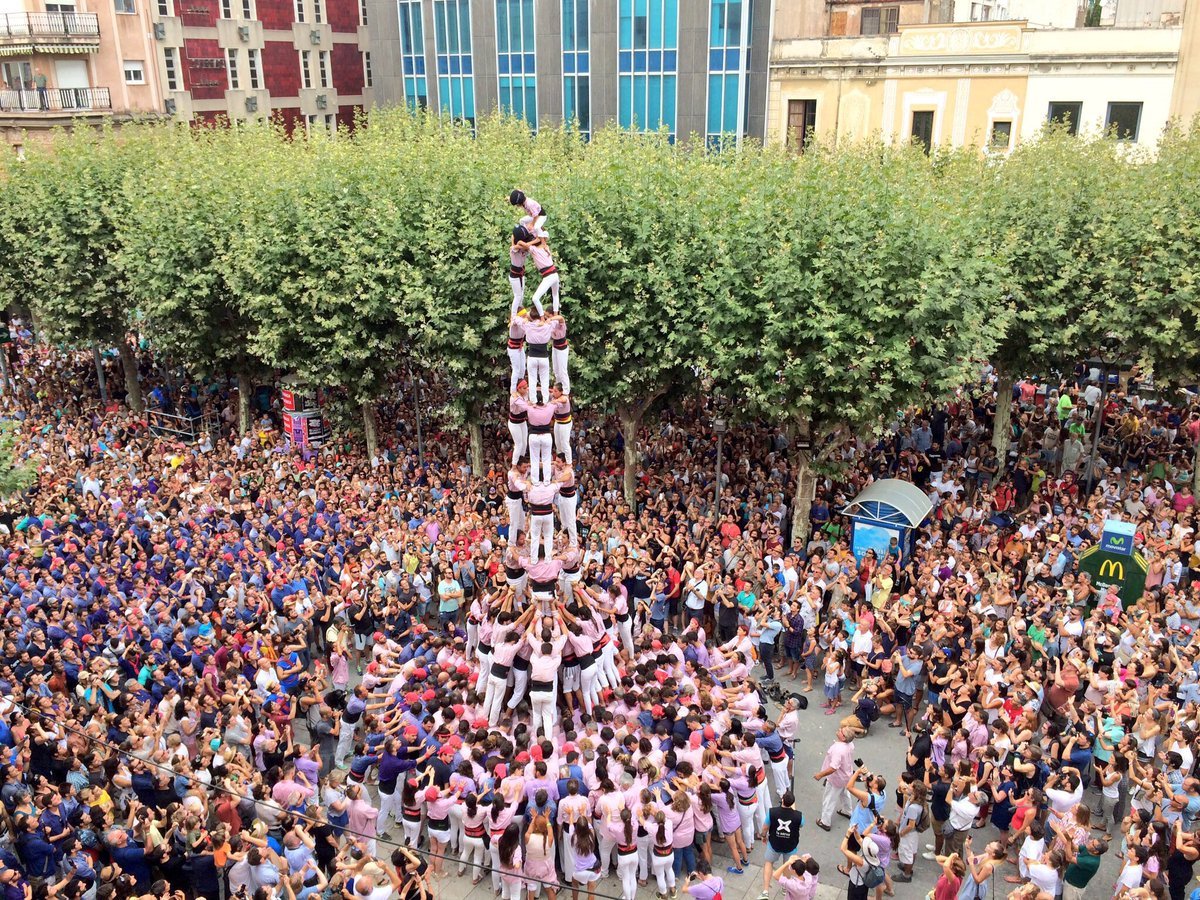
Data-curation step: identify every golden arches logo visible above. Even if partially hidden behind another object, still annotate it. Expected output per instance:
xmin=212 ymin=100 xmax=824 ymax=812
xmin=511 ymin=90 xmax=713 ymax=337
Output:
xmin=1099 ymin=560 xmax=1124 ymax=580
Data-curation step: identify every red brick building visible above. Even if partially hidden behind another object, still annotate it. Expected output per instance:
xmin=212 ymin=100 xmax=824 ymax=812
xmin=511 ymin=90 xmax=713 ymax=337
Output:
xmin=151 ymin=0 xmax=371 ymax=130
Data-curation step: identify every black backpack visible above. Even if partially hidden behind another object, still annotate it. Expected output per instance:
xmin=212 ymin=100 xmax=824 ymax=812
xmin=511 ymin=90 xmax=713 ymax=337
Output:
xmin=324 ymin=688 xmax=347 ymax=711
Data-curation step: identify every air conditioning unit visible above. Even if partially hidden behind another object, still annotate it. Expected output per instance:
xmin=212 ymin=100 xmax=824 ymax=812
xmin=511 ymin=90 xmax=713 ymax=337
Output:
xmin=245 ymin=95 xmax=258 ymax=112
xmin=238 ymin=24 xmax=250 ymax=40
xmin=165 ymin=98 xmax=177 ymax=114
xmin=153 ymin=22 xmax=166 ymax=39
xmin=310 ymin=29 xmax=321 ymax=44
xmin=315 ymin=93 xmax=327 ymax=109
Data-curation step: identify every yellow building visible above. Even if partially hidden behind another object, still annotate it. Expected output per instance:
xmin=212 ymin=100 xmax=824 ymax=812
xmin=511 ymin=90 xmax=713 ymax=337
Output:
xmin=768 ymin=18 xmax=1183 ymax=153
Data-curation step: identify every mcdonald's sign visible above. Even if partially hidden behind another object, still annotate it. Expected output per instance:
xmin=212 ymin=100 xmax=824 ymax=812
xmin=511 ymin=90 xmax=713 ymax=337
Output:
xmin=1079 ymin=545 xmax=1147 ymax=607
xmin=1098 ymin=560 xmax=1125 ymax=581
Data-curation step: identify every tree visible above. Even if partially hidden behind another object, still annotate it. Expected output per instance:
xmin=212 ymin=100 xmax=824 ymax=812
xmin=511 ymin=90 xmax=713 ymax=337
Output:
xmin=228 ymin=130 xmax=421 ymax=458
xmin=549 ymin=130 xmax=709 ymax=507
xmin=8 ymin=128 xmax=149 ymax=411
xmin=704 ymin=142 xmax=1007 ymax=542
xmin=1097 ymin=127 xmax=1200 ymax=490
xmin=118 ymin=125 xmax=273 ymax=434
xmin=973 ymin=131 xmax=1131 ymax=466
xmin=0 ymin=423 xmax=33 ymax=499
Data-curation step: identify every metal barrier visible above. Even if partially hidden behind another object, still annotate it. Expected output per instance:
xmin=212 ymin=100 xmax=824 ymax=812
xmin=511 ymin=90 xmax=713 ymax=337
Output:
xmin=147 ymin=409 xmax=219 ymax=442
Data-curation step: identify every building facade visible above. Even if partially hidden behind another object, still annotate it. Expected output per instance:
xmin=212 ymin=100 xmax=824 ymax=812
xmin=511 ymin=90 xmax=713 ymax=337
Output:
xmin=148 ymin=0 xmax=371 ymax=129
xmin=0 ymin=0 xmax=163 ymax=149
xmin=363 ymin=0 xmax=769 ymax=143
xmin=768 ymin=5 xmax=1185 ymax=153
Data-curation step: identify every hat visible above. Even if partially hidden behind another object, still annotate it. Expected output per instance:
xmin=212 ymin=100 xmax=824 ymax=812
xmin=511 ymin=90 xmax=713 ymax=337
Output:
xmin=1048 ymin=533 xmax=1060 ymax=543
xmin=413 ymin=668 xmax=428 ymax=680
xmin=403 ymin=726 xmax=419 ymax=739
xmin=421 ymin=689 xmax=436 ymax=702
xmin=515 ymin=751 xmax=530 ymax=764
xmin=495 ymin=764 xmax=508 ymax=779
xmin=562 ymin=742 xmax=576 ymax=754
xmin=861 ymin=840 xmax=881 ymax=866
xmin=373 ymin=631 xmax=385 ymax=642
xmin=438 ymin=745 xmax=455 ymax=758
xmin=689 ymin=731 xmax=702 ymax=748
xmin=530 ymin=745 xmax=544 ymax=761
xmin=703 ymin=725 xmax=715 ymax=741
xmin=472 ymin=718 xmax=489 ymax=729
xmin=452 ymin=704 xmax=465 ymax=717
xmin=651 ymin=705 xmax=664 ymax=718
xmin=424 ymin=787 xmax=440 ymax=802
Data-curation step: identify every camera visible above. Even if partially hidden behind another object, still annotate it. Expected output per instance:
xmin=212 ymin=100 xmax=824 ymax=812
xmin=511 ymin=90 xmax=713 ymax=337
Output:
xmin=854 ymin=758 xmax=864 ymax=768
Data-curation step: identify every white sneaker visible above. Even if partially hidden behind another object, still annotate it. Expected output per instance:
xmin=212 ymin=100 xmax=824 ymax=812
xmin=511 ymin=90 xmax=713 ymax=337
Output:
xmin=924 ymin=844 xmax=935 ymax=850
xmin=922 ymin=852 xmax=936 ymax=861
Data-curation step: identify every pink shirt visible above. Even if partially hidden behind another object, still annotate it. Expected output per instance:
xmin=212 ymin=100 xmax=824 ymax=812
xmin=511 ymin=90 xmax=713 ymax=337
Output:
xmin=520 ymin=556 xmax=564 ymax=584
xmin=527 ymin=481 xmax=562 ymax=507
xmin=515 ymin=318 xmax=556 ymax=345
xmin=821 ymin=739 xmax=855 ymax=788
xmin=528 ymin=633 xmax=567 ymax=680
xmin=551 ymin=317 xmax=567 ymax=340
xmin=512 ymin=397 xmax=555 ymax=427
xmin=529 ymin=240 xmax=554 ymax=271
xmin=509 ymin=245 xmax=528 ymax=268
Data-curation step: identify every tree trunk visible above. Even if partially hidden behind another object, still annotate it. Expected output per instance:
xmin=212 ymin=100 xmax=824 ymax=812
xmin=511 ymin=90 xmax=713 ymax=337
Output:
xmin=362 ymin=400 xmax=379 ymax=460
xmin=118 ymin=338 xmax=143 ymax=413
xmin=992 ymin=370 xmax=1014 ymax=471
xmin=92 ymin=344 xmax=108 ymax=406
xmin=237 ymin=372 xmax=253 ymax=436
xmin=618 ymin=404 xmax=641 ymax=511
xmin=790 ymin=417 xmax=814 ymax=547
xmin=468 ymin=401 xmax=485 ymax=477
xmin=1192 ymin=434 xmax=1200 ymax=499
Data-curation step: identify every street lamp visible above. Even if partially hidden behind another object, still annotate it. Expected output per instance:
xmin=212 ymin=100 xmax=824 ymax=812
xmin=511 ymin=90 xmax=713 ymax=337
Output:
xmin=713 ymin=417 xmax=728 ymax=510
xmin=1083 ymin=335 xmax=1133 ymax=494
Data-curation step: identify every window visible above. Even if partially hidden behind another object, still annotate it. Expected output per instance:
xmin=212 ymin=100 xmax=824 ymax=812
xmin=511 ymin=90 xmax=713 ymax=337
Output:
xmin=220 ymin=0 xmax=231 ymax=17
xmin=706 ymin=0 xmax=748 ymax=146
xmin=1106 ymin=101 xmax=1142 ymax=142
xmin=861 ymin=6 xmax=899 ymax=35
xmin=562 ymin=0 xmax=590 ymax=136
xmin=970 ymin=1 xmax=989 ymax=20
xmin=114 ymin=0 xmax=135 ymax=13
xmin=359 ymin=0 xmax=367 ymax=23
xmin=313 ymin=0 xmax=322 ymax=22
xmin=989 ymin=119 xmax=1012 ymax=149
xmin=364 ymin=51 xmax=373 ymax=87
xmin=300 ymin=50 xmax=312 ymax=89
xmin=786 ymin=98 xmax=816 ymax=151
xmin=397 ymin=0 xmax=427 ymax=109
xmin=163 ymin=47 xmax=179 ymax=89
xmin=123 ymin=59 xmax=145 ymax=83
xmin=618 ymin=0 xmax=679 ymax=138
xmin=242 ymin=0 xmax=253 ymax=18
xmin=294 ymin=0 xmax=305 ymax=22
xmin=911 ymin=109 xmax=934 ymax=155
xmin=157 ymin=0 xmax=172 ymax=15
xmin=432 ymin=0 xmax=475 ymax=122
xmin=318 ymin=49 xmax=330 ymax=88
xmin=227 ymin=48 xmax=239 ymax=88
xmin=247 ymin=48 xmax=260 ymax=88
xmin=325 ymin=112 xmax=335 ymax=130
xmin=1047 ymin=100 xmax=1082 ymax=135
xmin=495 ymin=0 xmax=537 ymax=128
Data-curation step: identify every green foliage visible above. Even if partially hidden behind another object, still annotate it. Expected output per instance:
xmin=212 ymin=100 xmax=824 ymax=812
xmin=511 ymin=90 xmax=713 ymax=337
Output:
xmin=0 ymin=422 xmax=34 ymax=500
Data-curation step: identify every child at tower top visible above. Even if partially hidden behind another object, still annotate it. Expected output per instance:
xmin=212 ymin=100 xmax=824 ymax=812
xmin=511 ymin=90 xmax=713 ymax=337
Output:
xmin=509 ymin=189 xmax=546 ymax=234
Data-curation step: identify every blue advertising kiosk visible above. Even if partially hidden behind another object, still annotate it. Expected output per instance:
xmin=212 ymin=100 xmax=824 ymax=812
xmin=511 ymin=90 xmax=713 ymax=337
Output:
xmin=842 ymin=479 xmax=933 ymax=564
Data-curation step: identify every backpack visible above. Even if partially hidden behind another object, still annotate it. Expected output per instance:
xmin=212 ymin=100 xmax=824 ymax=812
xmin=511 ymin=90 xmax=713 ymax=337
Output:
xmin=863 ymin=864 xmax=886 ymax=889
xmin=324 ymin=688 xmax=347 ymax=711
xmin=915 ymin=805 xmax=931 ymax=833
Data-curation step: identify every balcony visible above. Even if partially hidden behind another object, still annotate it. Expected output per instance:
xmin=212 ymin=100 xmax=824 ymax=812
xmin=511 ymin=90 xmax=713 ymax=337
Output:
xmin=0 ymin=12 xmax=101 ymax=53
xmin=0 ymin=86 xmax=111 ymax=114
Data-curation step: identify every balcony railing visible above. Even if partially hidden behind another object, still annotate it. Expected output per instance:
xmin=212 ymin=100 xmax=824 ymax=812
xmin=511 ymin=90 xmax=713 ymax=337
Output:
xmin=0 ymin=87 xmax=111 ymax=113
xmin=0 ymin=11 xmax=100 ymax=41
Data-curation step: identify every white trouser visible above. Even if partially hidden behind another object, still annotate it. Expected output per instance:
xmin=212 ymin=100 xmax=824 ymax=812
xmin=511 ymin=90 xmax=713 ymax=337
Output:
xmin=377 ymin=789 xmax=398 ymax=834
xmin=509 ymin=571 xmax=528 ymax=608
xmin=529 ymin=512 xmax=554 ymax=563
xmin=490 ymin=843 xmax=503 ymax=891
xmin=531 ymin=588 xmax=555 ymax=616
xmin=526 ymin=356 xmax=551 ymax=403
xmin=402 ymin=817 xmax=421 ymax=847
xmin=552 ymin=345 xmax=570 ymax=394
xmin=755 ymin=781 xmax=770 ymax=833
xmin=466 ymin=620 xmax=479 ymax=658
xmin=637 ymin=832 xmax=653 ymax=881
xmin=597 ymin=639 xmax=620 ymax=689
xmin=508 ymin=421 xmax=528 ymax=465
xmin=769 ymin=758 xmax=790 ymax=797
xmin=652 ymin=852 xmax=675 ymax=893
xmin=484 ymin=673 xmax=508 ymax=725
xmin=597 ymin=832 xmax=617 ymax=878
xmin=617 ymin=850 xmax=638 ymax=900
xmin=334 ymin=720 xmax=357 ymax=766
xmin=530 ymin=686 xmax=555 ymax=739
xmin=738 ymin=799 xmax=757 ymax=850
xmin=820 ymin=779 xmax=849 ymax=826
xmin=579 ymin=662 xmax=600 ymax=713
xmin=617 ymin=616 xmax=634 ymax=658
xmin=447 ymin=802 xmax=464 ymax=852
xmin=557 ymin=568 xmax=581 ymax=605
xmin=505 ymin=496 xmax=525 ymax=536
xmin=553 ymin=421 xmax=573 ymax=464
xmin=557 ymin=494 xmax=579 ymax=547
xmin=507 ymin=665 xmax=530 ymax=710
xmin=509 ymin=275 xmax=525 ymax=317
xmin=560 ymin=828 xmax=577 ymax=883
xmin=461 ymin=834 xmax=486 ymax=876
xmin=507 ymin=345 xmax=525 ymax=393
xmin=532 ymin=271 xmax=560 ymax=313
xmin=528 ymin=432 xmax=553 ymax=483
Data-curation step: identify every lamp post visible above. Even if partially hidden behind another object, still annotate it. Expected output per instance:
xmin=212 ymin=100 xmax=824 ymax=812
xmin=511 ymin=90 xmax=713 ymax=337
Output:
xmin=713 ymin=417 xmax=728 ymax=510
xmin=1083 ymin=336 xmax=1132 ymax=495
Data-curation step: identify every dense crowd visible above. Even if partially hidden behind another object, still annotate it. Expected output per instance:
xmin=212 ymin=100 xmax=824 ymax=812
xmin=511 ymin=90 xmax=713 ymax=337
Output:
xmin=2 ymin=307 xmax=1200 ymax=900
